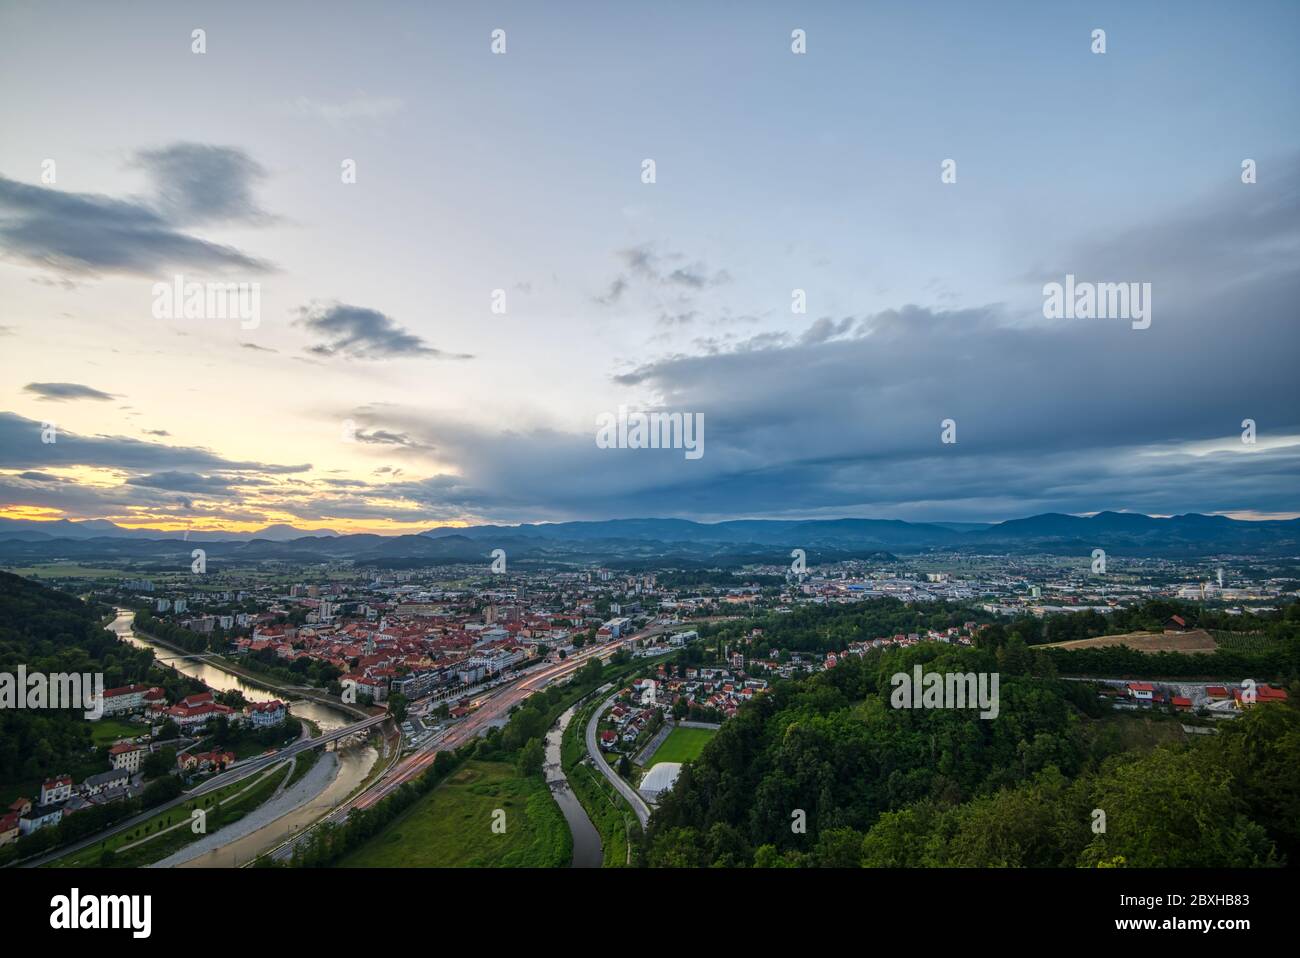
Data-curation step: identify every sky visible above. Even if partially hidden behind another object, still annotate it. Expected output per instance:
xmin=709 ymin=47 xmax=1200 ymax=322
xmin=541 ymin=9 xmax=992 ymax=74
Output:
xmin=1 ymin=0 xmax=1297 ymax=533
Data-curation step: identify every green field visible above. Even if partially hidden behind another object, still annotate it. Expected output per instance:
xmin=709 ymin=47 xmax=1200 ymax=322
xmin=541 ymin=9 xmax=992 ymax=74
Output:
xmin=88 ymin=719 xmax=147 ymax=746
xmin=649 ymin=726 xmax=717 ymax=765
xmin=339 ymin=761 xmax=570 ymax=868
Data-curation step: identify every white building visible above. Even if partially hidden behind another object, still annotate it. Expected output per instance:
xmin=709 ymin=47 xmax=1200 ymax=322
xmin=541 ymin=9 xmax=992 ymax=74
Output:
xmin=639 ymin=762 xmax=682 ymax=804
xmin=108 ymin=743 xmax=146 ymax=773
xmin=39 ymin=776 xmax=73 ymax=805
xmin=19 ymin=804 xmax=62 ymax=835
xmin=247 ymin=699 xmax=287 ymax=727
xmin=101 ymin=683 xmax=154 ymax=717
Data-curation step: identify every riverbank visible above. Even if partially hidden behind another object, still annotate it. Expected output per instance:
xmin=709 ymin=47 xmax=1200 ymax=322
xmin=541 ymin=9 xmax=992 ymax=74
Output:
xmin=121 ymin=611 xmax=369 ymax=722
xmin=544 ymin=704 xmax=602 ymax=868
xmin=110 ymin=610 xmax=360 ymax=732
xmin=152 ymin=751 xmax=341 ymax=868
xmin=563 ymin=693 xmax=640 ymax=866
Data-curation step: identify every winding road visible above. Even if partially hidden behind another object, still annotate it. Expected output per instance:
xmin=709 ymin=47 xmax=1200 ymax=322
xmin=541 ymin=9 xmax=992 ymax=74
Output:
xmin=584 ymin=690 xmax=651 ymax=829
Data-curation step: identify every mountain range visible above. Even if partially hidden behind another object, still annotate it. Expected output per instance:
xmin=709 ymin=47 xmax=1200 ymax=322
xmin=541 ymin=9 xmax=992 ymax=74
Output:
xmin=0 ymin=512 xmax=1297 ymax=565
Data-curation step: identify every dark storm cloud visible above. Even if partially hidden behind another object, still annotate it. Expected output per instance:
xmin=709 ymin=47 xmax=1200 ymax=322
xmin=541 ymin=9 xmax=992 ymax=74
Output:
xmin=340 ymin=166 xmax=1300 ymax=522
xmin=23 ymin=382 xmax=117 ymax=402
xmin=295 ymin=303 xmax=472 ymax=361
xmin=0 ymin=144 xmax=274 ymax=276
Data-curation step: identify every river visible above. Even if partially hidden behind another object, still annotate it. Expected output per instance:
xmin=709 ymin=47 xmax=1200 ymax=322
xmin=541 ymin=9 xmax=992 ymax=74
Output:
xmin=544 ymin=703 xmax=602 ymax=868
xmin=108 ymin=609 xmax=350 ymax=732
xmin=108 ymin=608 xmax=379 ymax=865
xmin=170 ymin=744 xmax=378 ymax=867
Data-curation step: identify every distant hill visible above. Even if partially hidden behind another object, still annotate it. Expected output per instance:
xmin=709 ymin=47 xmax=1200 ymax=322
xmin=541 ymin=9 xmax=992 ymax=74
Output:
xmin=0 ymin=511 xmax=1296 ymax=563
xmin=0 ymin=518 xmax=339 ymax=542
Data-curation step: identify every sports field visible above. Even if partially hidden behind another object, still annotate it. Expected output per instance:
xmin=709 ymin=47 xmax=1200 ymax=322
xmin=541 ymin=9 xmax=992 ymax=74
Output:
xmin=649 ymin=726 xmax=717 ymax=765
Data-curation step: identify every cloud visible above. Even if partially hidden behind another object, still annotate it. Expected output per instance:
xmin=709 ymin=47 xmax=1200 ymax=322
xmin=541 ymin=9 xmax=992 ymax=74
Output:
xmin=798 ymin=316 xmax=858 ymax=346
xmin=133 ymin=143 xmax=269 ymax=225
xmin=318 ymin=166 xmax=1300 ymax=523
xmin=295 ymin=302 xmax=473 ymax=361
xmin=0 ymin=144 xmax=274 ymax=277
xmin=23 ymin=382 xmax=118 ymax=402
xmin=594 ymin=276 xmax=628 ymax=305
xmin=124 ymin=471 xmax=241 ymax=495
xmin=0 ymin=411 xmax=310 ymax=474
xmin=594 ymin=243 xmax=731 ymax=308
xmin=353 ymin=428 xmax=435 ymax=450
xmin=122 ymin=471 xmax=273 ymax=496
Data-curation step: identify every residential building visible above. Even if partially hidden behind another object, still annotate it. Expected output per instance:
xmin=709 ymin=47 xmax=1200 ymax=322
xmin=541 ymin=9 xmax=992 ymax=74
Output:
xmin=39 ymin=775 xmax=73 ymax=806
xmin=108 ymin=742 xmax=146 ymax=773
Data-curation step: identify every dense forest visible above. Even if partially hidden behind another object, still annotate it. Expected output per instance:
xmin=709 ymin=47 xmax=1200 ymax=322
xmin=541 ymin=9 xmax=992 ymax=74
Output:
xmin=644 ymin=640 xmax=1300 ymax=867
xmin=0 ymin=573 xmax=196 ymax=794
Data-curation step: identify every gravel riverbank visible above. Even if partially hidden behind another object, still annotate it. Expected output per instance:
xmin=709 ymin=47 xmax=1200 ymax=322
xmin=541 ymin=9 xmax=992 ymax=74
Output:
xmin=149 ymin=751 xmax=340 ymax=868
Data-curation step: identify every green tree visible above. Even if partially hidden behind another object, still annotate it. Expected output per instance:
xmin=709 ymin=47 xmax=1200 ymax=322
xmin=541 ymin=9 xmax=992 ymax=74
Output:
xmin=517 ymin=737 xmax=545 ymax=778
xmin=387 ymin=693 xmax=409 ymax=723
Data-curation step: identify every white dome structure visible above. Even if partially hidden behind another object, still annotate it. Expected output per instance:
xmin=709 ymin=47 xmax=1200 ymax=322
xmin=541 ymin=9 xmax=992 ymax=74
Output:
xmin=639 ymin=762 xmax=683 ymax=803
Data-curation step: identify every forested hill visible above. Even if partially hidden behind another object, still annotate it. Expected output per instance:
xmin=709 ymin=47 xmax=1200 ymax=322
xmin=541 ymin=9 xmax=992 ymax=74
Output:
xmin=644 ymin=644 xmax=1300 ymax=868
xmin=0 ymin=573 xmax=156 ymax=794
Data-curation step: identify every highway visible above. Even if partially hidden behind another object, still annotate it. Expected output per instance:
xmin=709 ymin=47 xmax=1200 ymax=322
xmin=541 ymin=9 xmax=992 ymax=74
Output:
xmin=265 ymin=624 xmax=670 ymax=863
xmin=584 ymin=691 xmax=652 ymax=829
